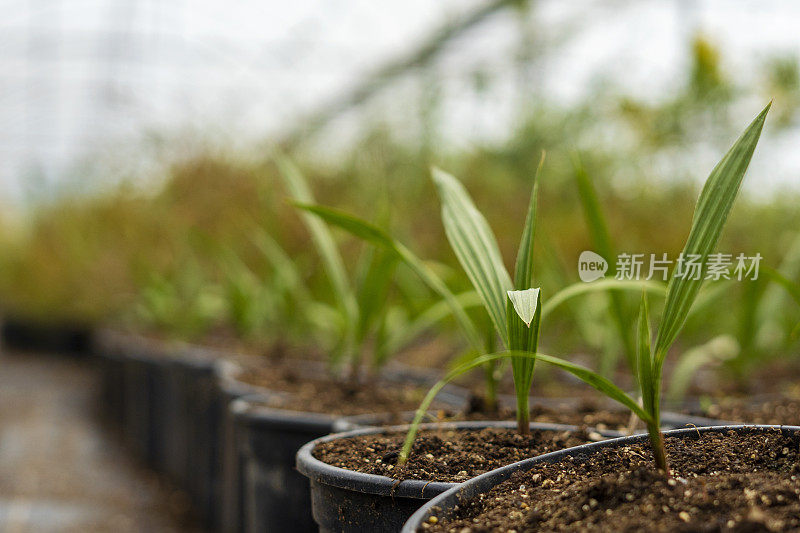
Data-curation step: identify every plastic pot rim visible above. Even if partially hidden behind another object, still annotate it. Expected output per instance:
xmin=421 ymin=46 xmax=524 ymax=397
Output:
xmin=295 ymin=420 xmax=602 ymax=500
xmin=230 ymin=395 xmax=341 ymax=434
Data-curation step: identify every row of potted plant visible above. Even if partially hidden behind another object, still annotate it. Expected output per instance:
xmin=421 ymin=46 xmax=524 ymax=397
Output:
xmin=6 ymin=99 xmax=800 ymax=532
xmin=55 ymin=101 xmax=800 ymax=533
xmin=283 ymin=102 xmax=790 ymax=532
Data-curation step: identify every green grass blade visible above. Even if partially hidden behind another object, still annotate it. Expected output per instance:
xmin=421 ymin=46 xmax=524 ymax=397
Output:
xmin=274 ymin=155 xmax=359 ymax=357
xmin=543 ymin=279 xmax=666 ymax=318
xmin=513 ymin=152 xmax=543 ymax=290
xmin=293 ymin=202 xmax=484 ymax=351
xmin=637 ymin=293 xmax=655 ymax=421
xmin=573 ymin=154 xmax=616 ymax=267
xmin=355 ymin=248 xmax=397 ymax=350
xmin=250 ymin=229 xmax=311 ymax=302
xmin=653 ymin=103 xmax=770 ymax=363
xmin=397 ymin=350 xmax=649 ymax=464
xmin=381 ymin=291 xmax=482 ymax=355
xmin=432 ymin=167 xmax=513 ymax=346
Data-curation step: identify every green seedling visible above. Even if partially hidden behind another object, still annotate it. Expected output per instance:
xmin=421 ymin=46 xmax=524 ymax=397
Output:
xmin=624 ymin=103 xmax=770 ymax=471
xmin=296 ymin=156 xmax=663 ymax=447
xmin=279 ymin=154 xmax=478 ymax=376
xmin=393 ymin=103 xmax=770 ymax=469
xmin=637 ymin=103 xmax=770 ymax=470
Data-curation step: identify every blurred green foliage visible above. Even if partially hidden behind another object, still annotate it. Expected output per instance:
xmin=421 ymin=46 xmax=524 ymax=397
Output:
xmin=0 ymin=34 xmax=798 ymax=393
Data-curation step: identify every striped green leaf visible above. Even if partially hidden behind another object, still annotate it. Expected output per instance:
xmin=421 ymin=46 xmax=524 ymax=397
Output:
xmin=432 ymin=167 xmax=513 ymax=347
xmin=637 ymin=293 xmax=656 ymax=421
xmin=513 ymin=152 xmax=543 ymax=290
xmin=653 ymin=103 xmax=770 ymax=364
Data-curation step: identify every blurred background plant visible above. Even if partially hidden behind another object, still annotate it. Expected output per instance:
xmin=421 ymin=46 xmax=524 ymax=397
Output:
xmin=1 ymin=1 xmax=799 ymax=395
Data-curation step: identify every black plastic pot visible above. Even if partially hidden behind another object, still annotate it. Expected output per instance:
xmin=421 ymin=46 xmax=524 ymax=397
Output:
xmin=402 ymin=424 xmax=800 ymax=532
xmin=93 ymin=331 xmax=173 ymax=463
xmin=1 ymin=316 xmax=94 ymax=355
xmin=94 ymin=330 xmax=225 ymax=529
xmin=172 ymin=347 xmax=234 ymax=529
xmin=219 ymin=360 xmax=470 ymax=533
xmin=231 ymin=364 xmax=472 ymax=533
xmin=232 ymin=396 xmax=342 ymax=533
xmin=156 ymin=349 xmax=216 ymax=489
xmin=93 ymin=331 xmax=128 ymax=425
xmin=296 ymin=421 xmax=608 ymax=533
xmin=120 ymin=344 xmax=160 ymax=459
xmin=216 ymin=359 xmax=286 ymax=533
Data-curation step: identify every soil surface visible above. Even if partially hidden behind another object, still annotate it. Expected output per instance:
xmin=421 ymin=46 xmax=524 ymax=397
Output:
xmin=462 ymin=398 xmax=634 ymax=432
xmin=422 ymin=428 xmax=800 ymax=532
xmin=0 ymin=350 xmax=201 ymax=532
xmin=236 ymin=360 xmax=455 ymax=417
xmin=313 ymin=427 xmax=601 ymax=483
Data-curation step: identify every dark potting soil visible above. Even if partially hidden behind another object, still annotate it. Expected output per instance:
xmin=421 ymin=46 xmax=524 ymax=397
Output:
xmin=421 ymin=428 xmax=800 ymax=532
xmin=313 ymin=427 xmax=600 ymax=483
xmin=236 ymin=362 xmax=449 ymax=417
xmin=462 ymin=397 xmax=634 ymax=432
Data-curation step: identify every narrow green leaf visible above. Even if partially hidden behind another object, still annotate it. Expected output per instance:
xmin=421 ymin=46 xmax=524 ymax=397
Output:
xmin=653 ymin=103 xmax=770 ymax=363
xmin=513 ymin=152 xmax=544 ymax=290
xmin=431 ymin=167 xmax=513 ymax=347
xmin=380 ymin=291 xmax=482 ymax=356
xmin=293 ymin=202 xmax=484 ymax=351
xmin=274 ymin=155 xmax=359 ymax=356
xmin=573 ymin=154 xmax=616 ymax=267
xmin=355 ymin=248 xmax=397 ymax=346
xmin=543 ymin=279 xmax=666 ymax=318
xmin=636 ymin=293 xmax=655 ymax=422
